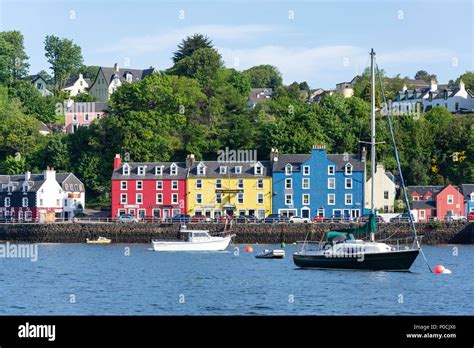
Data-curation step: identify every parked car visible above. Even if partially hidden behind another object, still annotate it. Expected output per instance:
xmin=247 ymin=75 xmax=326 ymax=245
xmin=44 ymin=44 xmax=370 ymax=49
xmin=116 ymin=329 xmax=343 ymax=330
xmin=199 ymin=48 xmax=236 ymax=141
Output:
xmin=263 ymin=214 xmax=290 ymax=223
xmin=289 ymin=216 xmax=311 ymax=223
xmin=390 ymin=213 xmax=415 ymax=223
xmin=357 ymin=214 xmax=384 ymax=224
xmin=312 ymin=216 xmax=325 ymax=223
xmin=118 ymin=214 xmax=138 ymax=223
xmin=468 ymin=213 xmax=474 ymax=221
xmin=445 ymin=215 xmax=467 ymax=222
xmin=190 ymin=215 xmax=212 ymax=223
xmin=235 ymin=215 xmax=260 ymax=223
xmin=168 ymin=214 xmax=191 ymax=223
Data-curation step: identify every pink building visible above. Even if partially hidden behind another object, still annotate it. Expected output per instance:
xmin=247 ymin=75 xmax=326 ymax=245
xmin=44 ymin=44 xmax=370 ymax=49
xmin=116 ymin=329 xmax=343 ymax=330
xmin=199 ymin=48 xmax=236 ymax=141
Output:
xmin=409 ymin=185 xmax=465 ymax=221
xmin=64 ymin=102 xmax=108 ymax=134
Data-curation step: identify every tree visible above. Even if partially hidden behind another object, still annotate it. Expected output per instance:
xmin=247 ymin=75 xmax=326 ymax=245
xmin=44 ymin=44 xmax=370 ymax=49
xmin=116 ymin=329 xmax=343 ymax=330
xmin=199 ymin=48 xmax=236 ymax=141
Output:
xmin=44 ymin=35 xmax=83 ymax=95
xmin=454 ymin=71 xmax=474 ymax=91
xmin=73 ymin=92 xmax=97 ymax=102
xmin=243 ymin=65 xmax=283 ymax=89
xmin=173 ymin=34 xmax=213 ymax=64
xmin=170 ymin=48 xmax=223 ymax=86
xmin=0 ymin=31 xmax=29 ymax=84
xmin=75 ymin=65 xmax=100 ymax=79
xmin=37 ymin=70 xmax=53 ymax=85
xmin=0 ymin=155 xmax=26 ymax=174
xmin=414 ymin=70 xmax=437 ymax=83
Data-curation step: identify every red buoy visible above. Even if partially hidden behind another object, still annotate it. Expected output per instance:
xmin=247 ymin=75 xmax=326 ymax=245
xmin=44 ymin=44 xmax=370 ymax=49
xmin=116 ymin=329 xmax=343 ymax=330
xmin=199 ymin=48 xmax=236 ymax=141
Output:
xmin=434 ymin=265 xmax=445 ymax=274
xmin=245 ymin=246 xmax=253 ymax=253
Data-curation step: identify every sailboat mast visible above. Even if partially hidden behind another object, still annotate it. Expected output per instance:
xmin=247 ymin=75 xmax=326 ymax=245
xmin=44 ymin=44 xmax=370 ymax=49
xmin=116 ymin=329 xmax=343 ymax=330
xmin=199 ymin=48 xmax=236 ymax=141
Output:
xmin=370 ymin=48 xmax=376 ymax=242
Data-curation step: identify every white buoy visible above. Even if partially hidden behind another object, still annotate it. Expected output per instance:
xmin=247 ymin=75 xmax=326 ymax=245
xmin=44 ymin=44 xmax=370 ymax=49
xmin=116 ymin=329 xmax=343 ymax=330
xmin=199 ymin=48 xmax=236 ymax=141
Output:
xmin=442 ymin=269 xmax=452 ymax=274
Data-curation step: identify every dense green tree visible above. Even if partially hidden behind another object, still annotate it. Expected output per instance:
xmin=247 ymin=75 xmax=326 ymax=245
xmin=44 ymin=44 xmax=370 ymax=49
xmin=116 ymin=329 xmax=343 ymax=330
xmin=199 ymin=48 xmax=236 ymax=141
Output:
xmin=44 ymin=35 xmax=83 ymax=94
xmin=454 ymin=71 xmax=474 ymax=91
xmin=243 ymin=64 xmax=283 ymax=89
xmin=172 ymin=34 xmax=213 ymax=64
xmin=73 ymin=92 xmax=97 ymax=102
xmin=0 ymin=155 xmax=26 ymax=174
xmin=75 ymin=65 xmax=99 ymax=79
xmin=414 ymin=70 xmax=437 ymax=83
xmin=0 ymin=31 xmax=29 ymax=84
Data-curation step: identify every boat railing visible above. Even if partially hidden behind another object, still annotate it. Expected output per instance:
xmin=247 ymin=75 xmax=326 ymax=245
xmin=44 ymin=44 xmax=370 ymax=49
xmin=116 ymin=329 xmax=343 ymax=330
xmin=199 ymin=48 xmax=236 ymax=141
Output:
xmin=379 ymin=235 xmax=424 ymax=250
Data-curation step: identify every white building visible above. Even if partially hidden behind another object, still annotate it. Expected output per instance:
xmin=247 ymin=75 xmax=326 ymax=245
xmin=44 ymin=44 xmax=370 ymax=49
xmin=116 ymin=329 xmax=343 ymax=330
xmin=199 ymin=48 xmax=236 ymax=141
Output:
xmin=365 ymin=163 xmax=397 ymax=213
xmin=88 ymin=63 xmax=157 ymax=102
xmin=63 ymin=73 xmax=90 ymax=96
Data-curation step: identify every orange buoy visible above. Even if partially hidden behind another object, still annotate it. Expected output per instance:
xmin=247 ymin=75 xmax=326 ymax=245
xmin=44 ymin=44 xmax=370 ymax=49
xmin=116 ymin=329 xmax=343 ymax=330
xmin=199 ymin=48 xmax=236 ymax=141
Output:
xmin=245 ymin=246 xmax=253 ymax=253
xmin=434 ymin=265 xmax=445 ymax=274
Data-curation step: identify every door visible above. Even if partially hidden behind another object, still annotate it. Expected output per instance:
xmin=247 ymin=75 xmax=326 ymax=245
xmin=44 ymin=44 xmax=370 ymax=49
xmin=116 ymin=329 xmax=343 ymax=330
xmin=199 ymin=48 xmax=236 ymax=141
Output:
xmin=138 ymin=209 xmax=146 ymax=220
xmin=301 ymin=209 xmax=310 ymax=218
xmin=248 ymin=209 xmax=255 ymax=217
xmin=163 ymin=209 xmax=170 ymax=220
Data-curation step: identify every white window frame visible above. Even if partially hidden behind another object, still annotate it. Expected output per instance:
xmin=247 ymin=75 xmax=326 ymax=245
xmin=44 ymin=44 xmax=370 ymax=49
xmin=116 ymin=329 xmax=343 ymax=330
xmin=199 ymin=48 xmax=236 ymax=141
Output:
xmin=328 ymin=194 xmax=335 ymax=205
xmin=122 ymin=164 xmax=130 ymax=175
xmin=196 ymin=179 xmax=202 ymax=189
xmin=235 ymin=166 xmax=242 ymax=174
xmin=328 ymin=165 xmax=335 ymax=175
xmin=156 ymin=181 xmax=163 ymax=190
xmin=121 ymin=181 xmax=127 ymax=190
xmin=285 ymin=178 xmax=292 ymax=189
xmin=328 ymin=178 xmax=335 ymax=190
xmin=197 ymin=163 xmax=206 ymax=175
xmin=22 ymin=197 xmax=28 ymax=207
xmin=136 ymin=181 xmax=143 ymax=190
xmin=156 ymin=193 xmax=163 ymax=204
xmin=136 ymin=193 xmax=143 ymax=204
xmin=171 ymin=193 xmax=178 ymax=204
xmin=345 ymin=163 xmax=353 ymax=176
xmin=420 ymin=210 xmax=426 ymax=219
xmin=238 ymin=193 xmax=244 ymax=204
xmin=302 ymin=194 xmax=310 ymax=205
xmin=345 ymin=178 xmax=352 ymax=189
xmin=447 ymin=195 xmax=454 ymax=204
xmin=257 ymin=179 xmax=264 ymax=189
xmin=254 ymin=163 xmax=263 ymax=175
xmin=237 ymin=179 xmax=244 ymax=189
xmin=172 ymin=180 xmax=178 ymax=190
xmin=219 ymin=166 xmax=227 ymax=174
xmin=302 ymin=165 xmax=310 ymax=176
xmin=285 ymin=194 xmax=293 ymax=205
xmin=285 ymin=164 xmax=292 ymax=176
xmin=155 ymin=166 xmax=163 ymax=175
xmin=120 ymin=194 xmax=127 ymax=204
xmin=302 ymin=178 xmax=310 ymax=189
xmin=345 ymin=194 xmax=353 ymax=205
xmin=170 ymin=163 xmax=178 ymax=176
xmin=137 ymin=166 xmax=145 ymax=175
xmin=257 ymin=193 xmax=264 ymax=205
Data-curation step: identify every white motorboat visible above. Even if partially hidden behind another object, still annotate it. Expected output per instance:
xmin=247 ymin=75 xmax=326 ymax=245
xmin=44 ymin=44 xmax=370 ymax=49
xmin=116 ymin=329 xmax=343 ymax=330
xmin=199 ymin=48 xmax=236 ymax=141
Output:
xmin=255 ymin=249 xmax=285 ymax=259
xmin=152 ymin=225 xmax=235 ymax=252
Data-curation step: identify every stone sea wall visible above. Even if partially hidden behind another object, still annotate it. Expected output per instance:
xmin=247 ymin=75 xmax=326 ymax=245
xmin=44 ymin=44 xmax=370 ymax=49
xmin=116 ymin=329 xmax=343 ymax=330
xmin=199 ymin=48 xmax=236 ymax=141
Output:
xmin=0 ymin=222 xmax=469 ymax=244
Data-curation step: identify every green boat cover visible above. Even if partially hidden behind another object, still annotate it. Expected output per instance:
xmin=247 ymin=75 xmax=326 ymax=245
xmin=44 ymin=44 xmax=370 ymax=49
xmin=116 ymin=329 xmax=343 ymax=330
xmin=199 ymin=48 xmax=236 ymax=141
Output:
xmin=326 ymin=213 xmax=377 ymax=243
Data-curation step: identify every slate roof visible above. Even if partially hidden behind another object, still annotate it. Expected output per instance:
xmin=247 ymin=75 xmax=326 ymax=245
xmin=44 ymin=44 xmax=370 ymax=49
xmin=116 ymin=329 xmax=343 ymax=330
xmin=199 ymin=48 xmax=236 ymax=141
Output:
xmin=187 ymin=161 xmax=272 ymax=178
xmin=411 ymin=200 xmax=436 ymax=210
xmin=0 ymin=173 xmax=83 ymax=193
xmin=112 ymin=162 xmax=188 ymax=180
xmin=99 ymin=66 xmax=156 ymax=86
xmin=248 ymin=88 xmax=273 ymax=104
xmin=408 ymin=185 xmax=443 ymax=196
xmin=461 ymin=184 xmax=474 ymax=199
xmin=36 ymin=121 xmax=52 ymax=134
xmin=272 ymin=153 xmax=364 ymax=172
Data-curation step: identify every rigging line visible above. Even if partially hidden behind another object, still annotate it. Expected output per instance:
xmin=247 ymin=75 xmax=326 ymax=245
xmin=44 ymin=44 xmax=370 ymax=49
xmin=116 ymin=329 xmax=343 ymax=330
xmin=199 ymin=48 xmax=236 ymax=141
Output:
xmin=375 ymin=62 xmax=433 ymax=273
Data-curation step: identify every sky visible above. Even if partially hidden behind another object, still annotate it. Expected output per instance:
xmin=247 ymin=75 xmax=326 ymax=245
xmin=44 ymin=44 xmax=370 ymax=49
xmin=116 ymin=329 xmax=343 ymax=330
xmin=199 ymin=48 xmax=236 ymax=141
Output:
xmin=0 ymin=0 xmax=473 ymax=89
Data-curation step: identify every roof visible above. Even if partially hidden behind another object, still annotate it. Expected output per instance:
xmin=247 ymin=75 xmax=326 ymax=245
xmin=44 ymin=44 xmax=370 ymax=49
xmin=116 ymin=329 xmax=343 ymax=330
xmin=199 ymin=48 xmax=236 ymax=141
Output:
xmin=408 ymin=185 xmax=443 ymax=196
xmin=0 ymin=172 xmax=83 ymax=193
xmin=248 ymin=88 xmax=273 ymax=104
xmin=411 ymin=200 xmax=436 ymax=210
xmin=272 ymin=153 xmax=364 ymax=172
xmin=98 ymin=66 xmax=156 ymax=87
xmin=36 ymin=121 xmax=52 ymax=134
xmin=25 ymin=74 xmax=45 ymax=83
xmin=272 ymin=154 xmax=311 ymax=172
xmin=187 ymin=161 xmax=272 ymax=178
xmin=112 ymin=162 xmax=188 ymax=180
xmin=462 ymin=184 xmax=474 ymax=198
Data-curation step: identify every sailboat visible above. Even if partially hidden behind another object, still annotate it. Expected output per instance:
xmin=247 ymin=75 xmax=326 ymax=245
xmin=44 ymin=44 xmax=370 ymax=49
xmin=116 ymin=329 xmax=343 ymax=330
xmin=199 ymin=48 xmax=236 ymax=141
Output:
xmin=293 ymin=49 xmax=421 ymax=271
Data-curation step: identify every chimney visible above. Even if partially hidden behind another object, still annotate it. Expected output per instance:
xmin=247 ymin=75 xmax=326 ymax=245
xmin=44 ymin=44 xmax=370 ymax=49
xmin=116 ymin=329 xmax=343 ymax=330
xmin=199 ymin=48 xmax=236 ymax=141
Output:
xmin=114 ymin=63 xmax=119 ymax=72
xmin=44 ymin=167 xmax=56 ymax=181
xmin=186 ymin=154 xmax=195 ymax=168
xmin=114 ymin=154 xmax=122 ymax=170
xmin=430 ymin=79 xmax=437 ymax=92
xmin=78 ymin=73 xmax=83 ymax=79
xmin=459 ymin=79 xmax=465 ymax=91
xmin=270 ymin=148 xmax=279 ymax=162
xmin=24 ymin=171 xmax=31 ymax=181
xmin=402 ymin=84 xmax=407 ymax=92
xmin=361 ymin=147 xmax=367 ymax=162
xmin=376 ymin=163 xmax=384 ymax=173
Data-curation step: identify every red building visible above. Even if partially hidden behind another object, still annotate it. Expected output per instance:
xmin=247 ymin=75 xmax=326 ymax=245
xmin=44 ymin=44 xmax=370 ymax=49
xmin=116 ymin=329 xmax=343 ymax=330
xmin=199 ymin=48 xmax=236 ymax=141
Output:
xmin=409 ymin=185 xmax=465 ymax=221
xmin=111 ymin=154 xmax=187 ymax=220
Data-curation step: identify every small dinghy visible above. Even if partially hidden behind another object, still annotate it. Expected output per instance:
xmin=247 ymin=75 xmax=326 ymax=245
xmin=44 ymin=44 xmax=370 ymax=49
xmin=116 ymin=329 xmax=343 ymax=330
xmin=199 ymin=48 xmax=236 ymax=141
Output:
xmin=255 ymin=249 xmax=285 ymax=259
xmin=86 ymin=236 xmax=111 ymax=244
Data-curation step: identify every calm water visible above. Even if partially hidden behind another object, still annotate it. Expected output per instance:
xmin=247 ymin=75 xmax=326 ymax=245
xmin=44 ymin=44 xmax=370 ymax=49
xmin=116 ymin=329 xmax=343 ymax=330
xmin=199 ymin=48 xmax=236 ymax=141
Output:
xmin=0 ymin=243 xmax=472 ymax=315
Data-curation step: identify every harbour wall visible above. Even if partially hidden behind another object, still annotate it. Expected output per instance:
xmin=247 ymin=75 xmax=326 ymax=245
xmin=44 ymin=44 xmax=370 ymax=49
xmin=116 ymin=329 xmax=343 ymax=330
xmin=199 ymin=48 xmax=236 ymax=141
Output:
xmin=0 ymin=222 xmax=469 ymax=244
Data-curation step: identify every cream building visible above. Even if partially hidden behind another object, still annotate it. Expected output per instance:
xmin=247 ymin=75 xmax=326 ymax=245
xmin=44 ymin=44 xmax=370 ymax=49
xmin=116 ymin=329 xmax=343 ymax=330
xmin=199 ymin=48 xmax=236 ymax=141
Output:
xmin=365 ymin=163 xmax=397 ymax=213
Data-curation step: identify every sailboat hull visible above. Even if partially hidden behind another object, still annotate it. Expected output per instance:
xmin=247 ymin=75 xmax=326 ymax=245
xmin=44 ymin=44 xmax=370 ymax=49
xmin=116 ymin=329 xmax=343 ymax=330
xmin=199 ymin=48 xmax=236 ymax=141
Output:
xmin=293 ymin=249 xmax=419 ymax=271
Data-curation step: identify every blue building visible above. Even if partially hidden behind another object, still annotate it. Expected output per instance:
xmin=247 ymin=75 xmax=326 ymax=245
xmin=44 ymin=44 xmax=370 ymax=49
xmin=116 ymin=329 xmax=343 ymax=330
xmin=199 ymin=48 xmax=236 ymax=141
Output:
xmin=462 ymin=184 xmax=474 ymax=216
xmin=271 ymin=145 xmax=366 ymax=220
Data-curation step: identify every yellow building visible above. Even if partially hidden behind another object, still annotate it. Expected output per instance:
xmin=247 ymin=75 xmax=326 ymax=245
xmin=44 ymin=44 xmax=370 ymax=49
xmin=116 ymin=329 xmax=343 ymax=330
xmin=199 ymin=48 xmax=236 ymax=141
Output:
xmin=186 ymin=159 xmax=272 ymax=219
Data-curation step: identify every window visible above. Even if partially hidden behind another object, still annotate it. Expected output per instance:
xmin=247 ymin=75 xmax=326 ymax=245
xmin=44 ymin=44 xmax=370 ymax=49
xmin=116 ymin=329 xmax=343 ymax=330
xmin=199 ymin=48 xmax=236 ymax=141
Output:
xmin=25 ymin=211 xmax=32 ymax=221
xmin=302 ymin=166 xmax=310 ymax=175
xmin=136 ymin=181 xmax=143 ymax=190
xmin=137 ymin=166 xmax=145 ymax=175
xmin=258 ymin=210 xmax=266 ymax=219
xmin=285 ymin=194 xmax=293 ymax=205
xmin=121 ymin=181 xmax=127 ymax=190
xmin=420 ymin=210 xmax=426 ymax=219
xmin=328 ymin=178 xmax=335 ymax=189
xmin=257 ymin=179 xmax=264 ymax=189
xmin=328 ymin=194 xmax=335 ymax=205
xmin=156 ymin=194 xmax=163 ymax=204
xmin=447 ymin=195 xmax=454 ymax=204
xmin=470 ymin=193 xmax=474 ymax=202
xmin=413 ymin=196 xmax=419 ymax=201
xmin=122 ymin=164 xmax=130 ymax=175
xmin=4 ymin=197 xmax=10 ymax=207
xmin=172 ymin=181 xmax=178 ymax=190
xmin=285 ymin=178 xmax=292 ymax=189
xmin=121 ymin=194 xmax=127 ymax=204
xmin=345 ymin=194 xmax=353 ymax=205
xmin=96 ymin=114 xmax=101 ymax=119
xmin=254 ymin=163 xmax=263 ymax=175
xmin=302 ymin=178 xmax=310 ymax=189
xmin=136 ymin=193 xmax=143 ymax=204
xmin=238 ymin=193 xmax=244 ymax=204
xmin=345 ymin=178 xmax=352 ymax=189
xmin=152 ymin=209 xmax=161 ymax=219
xmin=216 ymin=193 xmax=222 ymax=204
xmin=156 ymin=181 xmax=163 ymax=190
xmin=235 ymin=166 xmax=242 ymax=174
xmin=285 ymin=164 xmax=292 ymax=175
xmin=155 ymin=166 xmax=163 ymax=175
xmin=237 ymin=180 xmax=244 ymax=189
xmin=384 ymin=191 xmax=389 ymax=200
xmin=196 ymin=179 xmax=202 ymax=189
xmin=302 ymin=194 xmax=310 ymax=205
xmin=197 ymin=163 xmax=206 ymax=175
xmin=85 ymin=114 xmax=89 ymax=121
xmin=39 ymin=199 xmax=43 ymax=206
xmin=328 ymin=165 xmax=335 ymax=175
xmin=172 ymin=194 xmax=178 ymax=204
xmin=216 ymin=179 xmax=222 ymax=189
xmin=219 ymin=166 xmax=227 ymax=174
xmin=72 ymin=114 xmax=77 ymax=122
xmin=196 ymin=194 xmax=202 ymax=204
xmin=257 ymin=193 xmax=264 ymax=204
xmin=170 ymin=163 xmax=178 ymax=175
xmin=345 ymin=164 xmax=353 ymax=175
xmin=455 ymin=102 xmax=459 ymax=111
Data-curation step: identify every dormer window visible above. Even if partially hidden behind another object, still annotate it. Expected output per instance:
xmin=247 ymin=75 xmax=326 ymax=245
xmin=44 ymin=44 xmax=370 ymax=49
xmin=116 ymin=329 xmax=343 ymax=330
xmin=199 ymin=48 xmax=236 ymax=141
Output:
xmin=219 ymin=166 xmax=227 ymax=174
xmin=197 ymin=162 xmax=206 ymax=175
xmin=235 ymin=166 xmax=242 ymax=174
xmin=170 ymin=163 xmax=178 ymax=176
xmin=122 ymin=164 xmax=130 ymax=175
xmin=137 ymin=166 xmax=146 ymax=175
xmin=254 ymin=162 xmax=263 ymax=175
xmin=125 ymin=72 xmax=132 ymax=83
xmin=155 ymin=166 xmax=163 ymax=175
xmin=285 ymin=164 xmax=292 ymax=176
xmin=345 ymin=163 xmax=353 ymax=175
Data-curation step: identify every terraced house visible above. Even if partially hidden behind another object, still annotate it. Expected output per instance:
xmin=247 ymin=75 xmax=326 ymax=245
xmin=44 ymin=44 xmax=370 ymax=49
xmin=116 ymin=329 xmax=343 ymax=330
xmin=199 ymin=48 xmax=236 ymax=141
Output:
xmin=185 ymin=155 xmax=272 ymax=219
xmin=111 ymin=155 xmax=187 ymax=220
xmin=271 ymin=145 xmax=365 ymax=220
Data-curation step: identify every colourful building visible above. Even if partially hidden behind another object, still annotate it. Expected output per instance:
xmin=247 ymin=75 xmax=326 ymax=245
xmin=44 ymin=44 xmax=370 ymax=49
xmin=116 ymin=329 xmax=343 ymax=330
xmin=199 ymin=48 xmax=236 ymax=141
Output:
xmin=186 ymin=155 xmax=272 ymax=219
xmin=409 ymin=185 xmax=465 ymax=221
xmin=111 ymin=155 xmax=187 ymax=220
xmin=271 ymin=145 xmax=365 ymax=220
xmin=462 ymin=184 xmax=474 ymax=216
